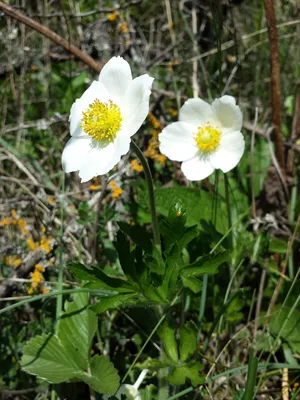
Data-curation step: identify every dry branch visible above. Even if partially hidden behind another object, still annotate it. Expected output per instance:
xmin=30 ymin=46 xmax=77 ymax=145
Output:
xmin=0 ymin=1 xmax=101 ymax=73
xmin=264 ymin=0 xmax=285 ymax=176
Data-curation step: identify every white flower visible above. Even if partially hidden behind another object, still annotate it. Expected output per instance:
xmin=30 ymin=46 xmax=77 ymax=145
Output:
xmin=159 ymin=95 xmax=244 ymax=180
xmin=62 ymin=56 xmax=154 ymax=182
xmin=103 ymin=369 xmax=148 ymax=400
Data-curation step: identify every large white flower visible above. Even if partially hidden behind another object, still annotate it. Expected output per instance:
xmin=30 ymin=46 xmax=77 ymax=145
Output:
xmin=159 ymin=95 xmax=244 ymax=180
xmin=62 ymin=56 xmax=154 ymax=182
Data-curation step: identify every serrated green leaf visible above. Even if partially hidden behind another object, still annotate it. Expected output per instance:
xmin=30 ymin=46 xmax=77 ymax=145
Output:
xmin=118 ymin=222 xmax=153 ymax=253
xmin=68 ymin=263 xmax=134 ymax=293
xmin=181 ymin=251 xmax=229 ymax=278
xmin=82 ymin=355 xmax=119 ymax=394
xmin=181 ymin=275 xmax=202 ymax=294
xmin=138 ymin=186 xmax=228 ymax=232
xmin=144 ymin=246 xmax=165 ymax=275
xmin=91 ymin=293 xmax=140 ymax=313
xmin=158 ymin=321 xmax=178 ymax=363
xmin=57 ymin=292 xmax=97 ymax=370
xmin=179 ymin=321 xmax=198 ymax=362
xmin=168 ymin=362 xmax=204 ymax=386
xmin=21 ymin=333 xmax=82 ymax=383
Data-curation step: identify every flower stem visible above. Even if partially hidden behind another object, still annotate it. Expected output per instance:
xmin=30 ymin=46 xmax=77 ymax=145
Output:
xmin=131 ymin=140 xmax=161 ymax=250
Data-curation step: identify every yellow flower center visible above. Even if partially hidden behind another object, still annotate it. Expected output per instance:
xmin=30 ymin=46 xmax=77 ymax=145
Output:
xmin=81 ymin=99 xmax=122 ymax=143
xmin=195 ymin=124 xmax=221 ymax=152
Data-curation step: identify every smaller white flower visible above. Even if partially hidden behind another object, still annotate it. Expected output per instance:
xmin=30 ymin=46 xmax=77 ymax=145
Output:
xmin=158 ymin=95 xmax=244 ymax=181
xmin=62 ymin=56 xmax=154 ymax=182
xmin=103 ymin=369 xmax=148 ymax=400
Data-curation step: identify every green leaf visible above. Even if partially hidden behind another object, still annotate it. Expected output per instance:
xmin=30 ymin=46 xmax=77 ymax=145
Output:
xmin=269 ymin=237 xmax=288 ymax=254
xmin=179 ymin=321 xmax=198 ymax=362
xmin=114 ymin=231 xmax=136 ymax=279
xmin=58 ymin=292 xmax=97 ymax=370
xmin=181 ymin=251 xmax=229 ymax=278
xmin=168 ymin=362 xmax=205 ymax=386
xmin=181 ymin=275 xmax=202 ymax=294
xmin=144 ymin=246 xmax=165 ymax=275
xmin=242 ymin=349 xmax=258 ymax=400
xmin=68 ymin=263 xmax=134 ymax=293
xmin=21 ymin=333 xmax=81 ymax=383
xmin=91 ymin=293 xmax=140 ymax=313
xmin=158 ymin=321 xmax=178 ymax=363
xmin=270 ymin=301 xmax=300 ymax=353
xmin=82 ymin=355 xmax=119 ymax=394
xmin=21 ymin=293 xmax=120 ymax=395
xmin=118 ymin=222 xmax=153 ymax=253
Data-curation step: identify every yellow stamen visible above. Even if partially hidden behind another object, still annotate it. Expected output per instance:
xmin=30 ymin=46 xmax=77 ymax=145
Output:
xmin=195 ymin=125 xmax=221 ymax=152
xmin=81 ymin=99 xmax=122 ymax=143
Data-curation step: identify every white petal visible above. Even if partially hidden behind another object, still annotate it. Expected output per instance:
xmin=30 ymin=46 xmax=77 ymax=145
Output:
xmin=159 ymin=122 xmax=198 ymax=162
xmin=98 ymin=56 xmax=132 ymax=104
xmin=181 ymin=156 xmax=215 ymax=181
xmin=179 ymin=98 xmax=214 ymax=126
xmin=69 ymin=81 xmax=109 ymax=137
xmin=220 ymin=130 xmax=245 ymax=151
xmin=78 ymin=133 xmax=130 ymax=182
xmin=61 ymin=137 xmax=92 ymax=173
xmin=212 ymin=95 xmax=242 ymax=133
xmin=210 ymin=136 xmax=245 ymax=173
xmin=121 ymin=74 xmax=154 ymax=136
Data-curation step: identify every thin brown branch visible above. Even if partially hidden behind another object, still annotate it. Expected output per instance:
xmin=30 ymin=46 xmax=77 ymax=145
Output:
xmin=0 ymin=1 xmax=101 ymax=73
xmin=264 ymin=0 xmax=285 ymax=175
xmin=287 ymin=78 xmax=300 ymax=176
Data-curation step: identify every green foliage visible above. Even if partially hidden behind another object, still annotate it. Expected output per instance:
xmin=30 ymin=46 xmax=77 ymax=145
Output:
xmin=270 ymin=298 xmax=300 ymax=353
xmin=158 ymin=321 xmax=178 ymax=363
xmin=21 ymin=293 xmax=119 ymax=395
xmin=168 ymin=362 xmax=205 ymax=386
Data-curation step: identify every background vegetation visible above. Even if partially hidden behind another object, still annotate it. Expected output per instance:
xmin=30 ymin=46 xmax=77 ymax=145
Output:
xmin=0 ymin=0 xmax=300 ymax=399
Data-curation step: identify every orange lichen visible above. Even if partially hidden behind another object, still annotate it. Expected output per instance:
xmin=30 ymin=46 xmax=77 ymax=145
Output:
xmin=28 ymin=263 xmax=47 ymax=294
xmin=27 ymin=237 xmax=39 ymax=251
xmin=107 ymin=10 xmax=118 ymax=21
xmin=130 ymin=159 xmax=143 ymax=173
xmin=109 ymin=181 xmax=123 ymax=199
xmin=148 ymin=112 xmax=161 ymax=130
xmin=5 ymin=255 xmax=22 ymax=268
xmin=119 ymin=21 xmax=129 ymax=33
xmin=89 ymin=184 xmax=101 ymax=191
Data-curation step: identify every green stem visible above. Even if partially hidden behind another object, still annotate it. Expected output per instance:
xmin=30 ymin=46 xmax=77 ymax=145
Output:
xmin=224 ymin=174 xmax=232 ymax=249
xmin=131 ymin=140 xmax=161 ymax=250
xmin=56 ymin=174 xmax=65 ymax=321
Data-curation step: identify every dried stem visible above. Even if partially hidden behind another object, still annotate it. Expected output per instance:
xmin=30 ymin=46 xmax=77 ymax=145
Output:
xmin=0 ymin=1 xmax=101 ymax=73
xmin=264 ymin=0 xmax=285 ymax=175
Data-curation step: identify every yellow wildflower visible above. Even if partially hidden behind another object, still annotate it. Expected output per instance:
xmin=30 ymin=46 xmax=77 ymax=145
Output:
xmin=125 ymin=39 xmax=131 ymax=47
xmin=27 ymin=287 xmax=34 ymax=295
xmin=107 ymin=10 xmax=118 ymax=21
xmin=119 ymin=21 xmax=129 ymax=33
xmin=40 ymin=287 xmax=50 ymax=294
xmin=5 ymin=255 xmax=22 ymax=268
xmin=130 ymin=159 xmax=143 ymax=173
